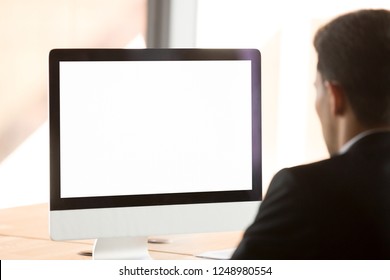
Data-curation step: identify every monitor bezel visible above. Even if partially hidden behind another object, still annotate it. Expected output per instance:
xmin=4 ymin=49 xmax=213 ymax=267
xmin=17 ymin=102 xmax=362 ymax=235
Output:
xmin=49 ymin=48 xmax=262 ymax=211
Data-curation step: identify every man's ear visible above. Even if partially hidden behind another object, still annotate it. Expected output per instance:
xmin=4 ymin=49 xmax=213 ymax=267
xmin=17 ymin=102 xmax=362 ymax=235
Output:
xmin=324 ymin=81 xmax=348 ymax=116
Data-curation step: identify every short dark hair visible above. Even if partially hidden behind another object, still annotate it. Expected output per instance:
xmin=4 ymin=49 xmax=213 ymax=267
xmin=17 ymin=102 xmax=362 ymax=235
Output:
xmin=314 ymin=9 xmax=390 ymax=126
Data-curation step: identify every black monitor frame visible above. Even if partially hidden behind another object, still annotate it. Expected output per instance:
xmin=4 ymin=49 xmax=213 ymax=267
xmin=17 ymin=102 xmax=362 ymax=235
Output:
xmin=49 ymin=48 xmax=262 ymax=211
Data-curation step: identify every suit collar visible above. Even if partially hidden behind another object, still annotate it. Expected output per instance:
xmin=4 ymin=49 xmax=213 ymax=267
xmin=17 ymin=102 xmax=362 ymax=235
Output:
xmin=339 ymin=130 xmax=390 ymax=156
xmin=339 ymin=129 xmax=390 ymax=154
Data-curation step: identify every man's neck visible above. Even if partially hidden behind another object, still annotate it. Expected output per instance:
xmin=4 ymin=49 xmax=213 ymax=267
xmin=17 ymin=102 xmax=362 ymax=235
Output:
xmin=336 ymin=116 xmax=365 ymax=151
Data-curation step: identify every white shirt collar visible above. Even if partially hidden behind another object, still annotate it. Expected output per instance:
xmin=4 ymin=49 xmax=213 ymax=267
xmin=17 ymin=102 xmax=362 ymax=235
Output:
xmin=338 ymin=128 xmax=390 ymax=154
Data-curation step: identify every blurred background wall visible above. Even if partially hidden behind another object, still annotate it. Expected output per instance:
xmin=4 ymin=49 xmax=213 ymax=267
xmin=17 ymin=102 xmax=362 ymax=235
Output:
xmin=1 ymin=0 xmax=389 ymax=208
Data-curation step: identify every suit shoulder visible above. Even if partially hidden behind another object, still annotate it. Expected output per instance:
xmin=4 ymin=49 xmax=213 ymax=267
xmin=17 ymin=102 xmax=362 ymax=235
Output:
xmin=275 ymin=155 xmax=347 ymax=182
xmin=267 ymin=155 xmax=349 ymax=199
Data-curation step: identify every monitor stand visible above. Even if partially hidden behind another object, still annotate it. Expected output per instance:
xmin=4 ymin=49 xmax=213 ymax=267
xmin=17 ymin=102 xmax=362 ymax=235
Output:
xmin=93 ymin=236 xmax=151 ymax=260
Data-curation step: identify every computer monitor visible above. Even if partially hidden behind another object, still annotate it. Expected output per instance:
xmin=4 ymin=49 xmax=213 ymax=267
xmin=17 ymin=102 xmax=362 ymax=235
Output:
xmin=49 ymin=48 xmax=262 ymax=259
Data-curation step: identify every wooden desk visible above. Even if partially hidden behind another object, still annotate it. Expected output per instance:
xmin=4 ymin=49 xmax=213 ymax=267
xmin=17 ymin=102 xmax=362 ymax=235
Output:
xmin=0 ymin=204 xmax=243 ymax=260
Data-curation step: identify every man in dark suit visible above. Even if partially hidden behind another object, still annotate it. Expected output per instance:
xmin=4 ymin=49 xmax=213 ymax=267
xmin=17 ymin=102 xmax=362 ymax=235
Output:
xmin=232 ymin=9 xmax=390 ymax=259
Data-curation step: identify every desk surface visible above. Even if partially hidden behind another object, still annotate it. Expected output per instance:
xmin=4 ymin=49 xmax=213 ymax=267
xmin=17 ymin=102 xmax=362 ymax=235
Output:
xmin=0 ymin=204 xmax=243 ymax=260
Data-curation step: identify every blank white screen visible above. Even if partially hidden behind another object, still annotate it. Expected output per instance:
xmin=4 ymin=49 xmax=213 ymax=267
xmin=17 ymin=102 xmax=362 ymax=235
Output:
xmin=59 ymin=60 xmax=252 ymax=198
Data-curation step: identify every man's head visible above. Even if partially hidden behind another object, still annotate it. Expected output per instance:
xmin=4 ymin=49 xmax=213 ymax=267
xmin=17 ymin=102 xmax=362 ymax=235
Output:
xmin=313 ymin=9 xmax=390 ymax=155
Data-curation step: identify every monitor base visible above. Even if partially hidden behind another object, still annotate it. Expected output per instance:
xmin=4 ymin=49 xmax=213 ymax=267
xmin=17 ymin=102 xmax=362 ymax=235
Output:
xmin=93 ymin=236 xmax=151 ymax=260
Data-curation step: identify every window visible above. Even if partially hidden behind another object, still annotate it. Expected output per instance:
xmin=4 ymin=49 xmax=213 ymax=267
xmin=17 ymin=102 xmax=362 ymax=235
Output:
xmin=0 ymin=0 xmax=147 ymax=208
xmin=194 ymin=0 xmax=390 ymax=191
